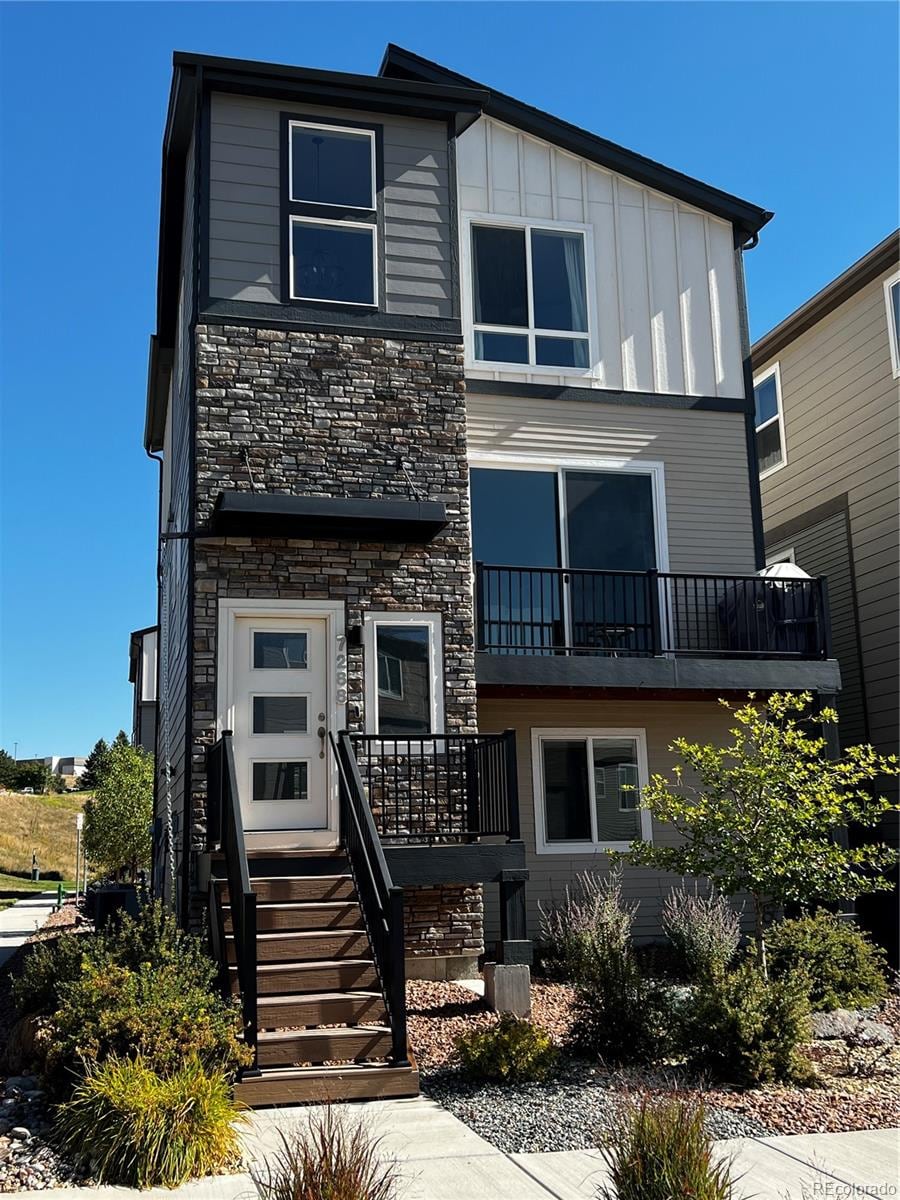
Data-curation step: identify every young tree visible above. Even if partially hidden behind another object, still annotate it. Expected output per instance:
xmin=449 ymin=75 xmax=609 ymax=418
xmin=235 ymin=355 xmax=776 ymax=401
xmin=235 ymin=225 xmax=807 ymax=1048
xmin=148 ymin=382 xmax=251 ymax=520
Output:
xmin=112 ymin=729 xmax=130 ymax=750
xmin=83 ymin=742 xmax=154 ymax=881
xmin=14 ymin=760 xmax=53 ymax=793
xmin=79 ymin=738 xmax=110 ymax=791
xmin=617 ymin=692 xmax=899 ymax=945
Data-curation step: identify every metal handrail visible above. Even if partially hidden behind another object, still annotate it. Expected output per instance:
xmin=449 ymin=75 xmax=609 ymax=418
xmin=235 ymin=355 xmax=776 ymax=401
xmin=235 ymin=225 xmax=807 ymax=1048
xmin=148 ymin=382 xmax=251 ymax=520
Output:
xmin=330 ymin=732 xmax=408 ymax=1067
xmin=207 ymin=731 xmax=258 ymax=1072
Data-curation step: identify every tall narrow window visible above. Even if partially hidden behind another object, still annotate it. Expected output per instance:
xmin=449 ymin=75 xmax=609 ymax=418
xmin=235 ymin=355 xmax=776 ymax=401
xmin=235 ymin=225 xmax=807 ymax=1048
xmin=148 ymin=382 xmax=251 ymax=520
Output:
xmin=364 ymin=613 xmax=444 ymax=736
xmin=885 ymin=271 xmax=900 ymax=379
xmin=285 ymin=119 xmax=378 ymax=306
xmin=753 ymin=364 xmax=785 ymax=477
xmin=470 ymin=221 xmax=590 ymax=368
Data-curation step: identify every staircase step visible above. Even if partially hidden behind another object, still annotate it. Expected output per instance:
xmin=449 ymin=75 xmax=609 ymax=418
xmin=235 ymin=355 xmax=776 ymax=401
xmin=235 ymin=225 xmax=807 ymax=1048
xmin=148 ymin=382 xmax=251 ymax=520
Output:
xmin=256 ymin=1025 xmax=392 ymax=1067
xmin=231 ymin=959 xmax=378 ymax=995
xmin=217 ymin=876 xmax=355 ymax=904
xmin=257 ymin=990 xmax=385 ymax=1029
xmin=223 ymin=901 xmax=360 ymax=933
xmin=225 ymin=930 xmax=369 ymax=964
xmin=234 ymin=1062 xmax=419 ymax=1106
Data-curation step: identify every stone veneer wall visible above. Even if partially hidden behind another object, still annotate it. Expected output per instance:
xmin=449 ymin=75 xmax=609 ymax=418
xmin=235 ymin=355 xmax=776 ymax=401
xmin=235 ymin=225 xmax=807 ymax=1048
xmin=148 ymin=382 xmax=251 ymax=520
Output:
xmin=189 ymin=324 xmax=481 ymax=959
xmin=404 ymin=885 xmax=484 ymax=978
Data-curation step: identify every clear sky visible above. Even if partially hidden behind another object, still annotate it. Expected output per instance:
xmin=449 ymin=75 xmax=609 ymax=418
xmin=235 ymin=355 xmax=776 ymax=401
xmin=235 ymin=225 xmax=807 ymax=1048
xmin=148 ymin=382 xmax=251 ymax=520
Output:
xmin=1 ymin=1 xmax=897 ymax=757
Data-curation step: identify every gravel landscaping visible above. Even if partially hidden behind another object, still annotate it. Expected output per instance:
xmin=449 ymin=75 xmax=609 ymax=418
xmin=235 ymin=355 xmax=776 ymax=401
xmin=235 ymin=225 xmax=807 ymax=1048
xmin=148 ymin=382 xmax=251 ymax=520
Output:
xmin=407 ymin=978 xmax=900 ymax=1153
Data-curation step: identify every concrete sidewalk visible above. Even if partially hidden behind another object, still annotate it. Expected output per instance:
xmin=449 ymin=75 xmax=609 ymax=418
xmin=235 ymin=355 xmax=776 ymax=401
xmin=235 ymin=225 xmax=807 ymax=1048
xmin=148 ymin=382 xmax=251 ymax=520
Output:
xmin=32 ymin=1097 xmax=900 ymax=1200
xmin=0 ymin=893 xmax=58 ymax=970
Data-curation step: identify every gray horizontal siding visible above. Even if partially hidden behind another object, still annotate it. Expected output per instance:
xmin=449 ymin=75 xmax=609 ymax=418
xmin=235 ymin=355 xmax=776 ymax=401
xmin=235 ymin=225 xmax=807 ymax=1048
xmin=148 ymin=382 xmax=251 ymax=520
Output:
xmin=478 ymin=697 xmax=754 ymax=943
xmin=208 ymin=93 xmax=454 ymax=319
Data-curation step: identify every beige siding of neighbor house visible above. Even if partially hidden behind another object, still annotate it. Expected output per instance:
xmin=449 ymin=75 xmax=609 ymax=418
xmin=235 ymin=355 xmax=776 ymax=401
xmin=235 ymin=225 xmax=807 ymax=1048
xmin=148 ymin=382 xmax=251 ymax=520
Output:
xmin=478 ymin=696 xmax=751 ymax=944
xmin=208 ymin=92 xmax=455 ymax=318
xmin=757 ymin=271 xmax=899 ymax=768
xmin=457 ymin=115 xmax=745 ymax=397
xmin=467 ymin=392 xmax=758 ymax=574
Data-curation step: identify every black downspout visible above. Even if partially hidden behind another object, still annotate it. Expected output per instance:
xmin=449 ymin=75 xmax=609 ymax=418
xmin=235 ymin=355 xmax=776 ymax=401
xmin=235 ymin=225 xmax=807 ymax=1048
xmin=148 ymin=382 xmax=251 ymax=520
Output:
xmin=146 ymin=446 xmax=164 ymax=896
xmin=734 ymin=228 xmax=767 ymax=570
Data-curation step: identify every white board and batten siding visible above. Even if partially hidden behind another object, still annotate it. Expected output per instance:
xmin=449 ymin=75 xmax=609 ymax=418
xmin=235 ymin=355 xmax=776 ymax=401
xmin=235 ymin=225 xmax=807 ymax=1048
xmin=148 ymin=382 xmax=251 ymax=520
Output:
xmin=457 ymin=116 xmax=745 ymax=398
xmin=208 ymin=92 xmax=455 ymax=319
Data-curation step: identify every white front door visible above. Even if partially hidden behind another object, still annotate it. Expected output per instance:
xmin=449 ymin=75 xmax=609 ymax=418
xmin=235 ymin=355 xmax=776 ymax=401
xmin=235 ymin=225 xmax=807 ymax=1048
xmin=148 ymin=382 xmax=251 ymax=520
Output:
xmin=231 ymin=615 xmax=329 ymax=834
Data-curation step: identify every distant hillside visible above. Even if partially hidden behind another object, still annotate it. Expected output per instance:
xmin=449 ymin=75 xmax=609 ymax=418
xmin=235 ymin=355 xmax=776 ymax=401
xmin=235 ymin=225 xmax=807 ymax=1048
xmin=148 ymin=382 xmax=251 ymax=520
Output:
xmin=0 ymin=790 xmax=86 ymax=884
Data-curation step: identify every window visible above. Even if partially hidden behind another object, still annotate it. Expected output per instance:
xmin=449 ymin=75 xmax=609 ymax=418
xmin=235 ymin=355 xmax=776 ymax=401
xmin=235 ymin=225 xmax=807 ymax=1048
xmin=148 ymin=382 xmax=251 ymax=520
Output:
xmin=885 ymin=270 xmax=900 ymax=379
xmin=753 ymin=363 xmax=786 ymax=477
xmin=252 ymin=761 xmax=308 ymax=802
xmin=253 ymin=631 xmax=308 ymax=669
xmin=252 ymin=696 xmax=309 ymax=735
xmin=363 ymin=613 xmax=444 ymax=736
xmin=766 ymin=546 xmax=795 ymax=567
xmin=469 ymin=220 xmax=590 ymax=369
xmin=285 ymin=119 xmax=378 ymax=307
xmin=532 ymin=729 xmax=651 ymax=853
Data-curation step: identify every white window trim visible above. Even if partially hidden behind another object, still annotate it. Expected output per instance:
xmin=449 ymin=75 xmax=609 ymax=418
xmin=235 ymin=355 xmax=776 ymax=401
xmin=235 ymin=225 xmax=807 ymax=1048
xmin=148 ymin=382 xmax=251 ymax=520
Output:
xmin=531 ymin=726 xmax=652 ymax=855
xmin=288 ymin=215 xmax=378 ymax=307
xmin=287 ymin=119 xmax=377 ymax=211
xmin=884 ymin=269 xmax=900 ymax=380
xmin=753 ymin=361 xmax=787 ymax=480
xmin=468 ymin=450 xmax=670 ymax=574
xmin=461 ymin=211 xmax=597 ymax=380
xmin=766 ymin=546 xmax=795 ymax=566
xmin=363 ymin=612 xmax=445 ymax=736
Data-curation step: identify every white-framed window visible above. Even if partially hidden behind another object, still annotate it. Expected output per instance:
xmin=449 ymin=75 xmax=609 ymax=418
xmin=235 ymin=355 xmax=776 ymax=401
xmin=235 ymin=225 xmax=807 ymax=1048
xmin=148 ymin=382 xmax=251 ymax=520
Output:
xmin=531 ymin=727 xmax=652 ymax=854
xmin=285 ymin=119 xmax=378 ymax=307
xmin=884 ymin=269 xmax=900 ymax=379
xmin=363 ymin=612 xmax=444 ymax=736
xmin=463 ymin=213 xmax=593 ymax=373
xmin=753 ymin=362 xmax=786 ymax=479
xmin=766 ymin=546 xmax=796 ymax=566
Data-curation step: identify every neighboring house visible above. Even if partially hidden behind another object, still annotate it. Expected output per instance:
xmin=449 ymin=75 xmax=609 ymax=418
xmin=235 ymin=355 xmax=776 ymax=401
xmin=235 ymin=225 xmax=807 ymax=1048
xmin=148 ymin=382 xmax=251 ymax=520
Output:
xmin=128 ymin=626 xmax=159 ymax=753
xmin=38 ymin=756 xmax=86 ymax=785
xmin=753 ymin=230 xmax=900 ymax=958
xmin=143 ymin=46 xmax=839 ymax=1104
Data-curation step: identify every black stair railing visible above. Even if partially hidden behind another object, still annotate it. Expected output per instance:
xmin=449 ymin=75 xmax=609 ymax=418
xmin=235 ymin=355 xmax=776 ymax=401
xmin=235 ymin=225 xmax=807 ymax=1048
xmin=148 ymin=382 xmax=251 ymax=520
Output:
xmin=207 ymin=731 xmax=258 ymax=1073
xmin=476 ymin=562 xmax=831 ymax=660
xmin=348 ymin=730 xmax=520 ymax=843
xmin=330 ymin=732 xmax=408 ymax=1068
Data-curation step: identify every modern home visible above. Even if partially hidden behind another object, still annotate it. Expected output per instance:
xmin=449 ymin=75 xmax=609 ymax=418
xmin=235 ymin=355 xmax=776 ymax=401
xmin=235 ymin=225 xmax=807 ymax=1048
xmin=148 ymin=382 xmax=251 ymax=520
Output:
xmin=142 ymin=45 xmax=840 ymax=1103
xmin=128 ymin=625 xmax=159 ymax=753
xmin=753 ymin=230 xmax=900 ymax=958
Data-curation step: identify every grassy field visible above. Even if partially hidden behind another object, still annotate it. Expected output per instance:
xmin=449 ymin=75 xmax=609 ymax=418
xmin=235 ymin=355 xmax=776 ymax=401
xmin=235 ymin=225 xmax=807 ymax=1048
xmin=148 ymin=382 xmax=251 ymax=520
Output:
xmin=0 ymin=789 xmax=86 ymax=885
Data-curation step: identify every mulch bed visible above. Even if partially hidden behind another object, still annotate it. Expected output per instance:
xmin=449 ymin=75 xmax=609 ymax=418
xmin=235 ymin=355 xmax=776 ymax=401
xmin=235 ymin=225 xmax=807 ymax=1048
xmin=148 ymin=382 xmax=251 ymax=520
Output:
xmin=407 ymin=978 xmax=900 ymax=1149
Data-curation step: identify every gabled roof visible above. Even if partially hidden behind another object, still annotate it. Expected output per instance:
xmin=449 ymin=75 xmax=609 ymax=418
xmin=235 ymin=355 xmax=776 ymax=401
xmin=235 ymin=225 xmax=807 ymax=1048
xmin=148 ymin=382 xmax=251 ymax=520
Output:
xmin=752 ymin=229 xmax=900 ymax=365
xmin=380 ymin=44 xmax=772 ymax=242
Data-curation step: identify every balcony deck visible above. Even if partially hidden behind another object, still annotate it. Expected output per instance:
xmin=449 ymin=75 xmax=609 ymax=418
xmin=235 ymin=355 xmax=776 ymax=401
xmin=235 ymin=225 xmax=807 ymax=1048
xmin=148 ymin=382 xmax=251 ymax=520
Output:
xmin=475 ymin=563 xmax=842 ymax=694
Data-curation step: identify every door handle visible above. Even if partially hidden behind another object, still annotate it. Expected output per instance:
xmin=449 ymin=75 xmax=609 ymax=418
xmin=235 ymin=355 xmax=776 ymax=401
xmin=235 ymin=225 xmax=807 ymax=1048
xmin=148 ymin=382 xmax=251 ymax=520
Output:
xmin=317 ymin=726 xmax=327 ymax=759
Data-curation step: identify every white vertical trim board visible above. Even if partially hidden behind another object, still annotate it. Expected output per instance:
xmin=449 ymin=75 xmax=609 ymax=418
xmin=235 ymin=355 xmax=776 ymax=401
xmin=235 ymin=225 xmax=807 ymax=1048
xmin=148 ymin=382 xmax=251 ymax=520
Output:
xmin=883 ymin=269 xmax=900 ymax=379
xmin=752 ymin=360 xmax=787 ymax=480
xmin=362 ymin=611 xmax=445 ymax=736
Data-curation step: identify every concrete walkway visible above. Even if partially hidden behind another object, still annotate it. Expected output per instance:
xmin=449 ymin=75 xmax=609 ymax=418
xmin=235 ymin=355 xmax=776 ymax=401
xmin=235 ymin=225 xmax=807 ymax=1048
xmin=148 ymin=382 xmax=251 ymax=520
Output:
xmin=0 ymin=893 xmax=57 ymax=970
xmin=33 ymin=1096 xmax=899 ymax=1200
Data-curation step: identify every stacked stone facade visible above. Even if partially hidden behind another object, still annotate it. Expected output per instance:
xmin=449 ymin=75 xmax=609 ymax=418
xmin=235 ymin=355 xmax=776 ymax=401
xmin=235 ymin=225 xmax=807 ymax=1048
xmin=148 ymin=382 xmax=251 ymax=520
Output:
xmin=188 ymin=323 xmax=481 ymax=961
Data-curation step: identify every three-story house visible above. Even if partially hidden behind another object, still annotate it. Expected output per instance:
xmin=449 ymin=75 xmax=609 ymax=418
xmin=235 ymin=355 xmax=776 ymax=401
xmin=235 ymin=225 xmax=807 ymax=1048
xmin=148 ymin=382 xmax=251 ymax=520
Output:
xmin=143 ymin=45 xmax=840 ymax=1103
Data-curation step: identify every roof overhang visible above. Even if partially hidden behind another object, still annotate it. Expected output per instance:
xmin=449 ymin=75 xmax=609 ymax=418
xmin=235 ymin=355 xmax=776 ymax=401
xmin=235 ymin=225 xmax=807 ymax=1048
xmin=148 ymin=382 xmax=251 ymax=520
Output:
xmin=752 ymin=229 xmax=900 ymax=366
xmin=380 ymin=44 xmax=772 ymax=243
xmin=210 ymin=490 xmax=449 ymax=541
xmin=129 ymin=625 xmax=159 ymax=684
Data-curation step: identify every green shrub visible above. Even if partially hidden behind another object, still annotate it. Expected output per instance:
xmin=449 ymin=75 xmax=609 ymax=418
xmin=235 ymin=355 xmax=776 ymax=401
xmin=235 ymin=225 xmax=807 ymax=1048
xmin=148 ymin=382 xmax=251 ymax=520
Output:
xmin=662 ymin=885 xmax=742 ymax=980
xmin=455 ymin=1014 xmax=558 ymax=1083
xmin=598 ymin=1094 xmax=734 ymax=1200
xmin=54 ymin=1056 xmax=244 ymax=1188
xmin=251 ymin=1109 xmax=400 ymax=1200
xmin=570 ymin=935 xmax=673 ymax=1066
xmin=680 ymin=959 xmax=812 ymax=1085
xmin=538 ymin=870 xmax=637 ymax=982
xmin=766 ymin=911 xmax=888 ymax=1012
xmin=13 ymin=934 xmax=86 ymax=1017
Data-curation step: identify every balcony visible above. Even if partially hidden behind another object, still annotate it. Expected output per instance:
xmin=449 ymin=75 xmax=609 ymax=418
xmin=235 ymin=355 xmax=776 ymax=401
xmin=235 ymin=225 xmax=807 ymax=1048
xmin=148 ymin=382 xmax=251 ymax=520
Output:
xmin=475 ymin=563 xmax=841 ymax=694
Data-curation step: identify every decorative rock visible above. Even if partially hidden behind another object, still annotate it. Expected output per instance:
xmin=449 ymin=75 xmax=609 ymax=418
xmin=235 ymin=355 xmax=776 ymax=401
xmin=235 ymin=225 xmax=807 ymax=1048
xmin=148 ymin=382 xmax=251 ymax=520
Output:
xmin=10 ymin=1130 xmax=30 ymax=1142
xmin=811 ymin=1009 xmax=895 ymax=1045
xmin=484 ymin=962 xmax=532 ymax=1018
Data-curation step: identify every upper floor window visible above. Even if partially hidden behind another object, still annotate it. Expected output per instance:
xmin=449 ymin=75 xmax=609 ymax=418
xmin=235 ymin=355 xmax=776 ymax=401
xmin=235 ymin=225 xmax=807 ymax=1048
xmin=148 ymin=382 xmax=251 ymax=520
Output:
xmin=286 ymin=120 xmax=378 ymax=307
xmin=753 ymin=363 xmax=786 ymax=478
xmin=884 ymin=270 xmax=900 ymax=379
xmin=468 ymin=220 xmax=590 ymax=369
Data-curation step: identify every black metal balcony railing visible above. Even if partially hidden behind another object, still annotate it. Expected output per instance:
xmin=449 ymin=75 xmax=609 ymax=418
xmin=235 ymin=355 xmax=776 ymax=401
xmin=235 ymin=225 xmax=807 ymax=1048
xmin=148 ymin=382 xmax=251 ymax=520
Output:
xmin=475 ymin=563 xmax=832 ymax=660
xmin=349 ymin=731 xmax=520 ymax=843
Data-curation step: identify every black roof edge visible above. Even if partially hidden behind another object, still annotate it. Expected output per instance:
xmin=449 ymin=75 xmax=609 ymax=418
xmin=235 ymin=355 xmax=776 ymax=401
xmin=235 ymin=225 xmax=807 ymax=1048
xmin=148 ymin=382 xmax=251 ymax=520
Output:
xmin=129 ymin=625 xmax=159 ymax=683
xmin=752 ymin=229 xmax=900 ymax=366
xmin=380 ymin=43 xmax=773 ymax=240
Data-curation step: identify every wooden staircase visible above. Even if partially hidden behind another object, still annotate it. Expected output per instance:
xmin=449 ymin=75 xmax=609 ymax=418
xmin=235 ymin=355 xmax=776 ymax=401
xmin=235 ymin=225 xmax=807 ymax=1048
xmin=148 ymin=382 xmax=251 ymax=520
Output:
xmin=215 ymin=849 xmax=418 ymax=1106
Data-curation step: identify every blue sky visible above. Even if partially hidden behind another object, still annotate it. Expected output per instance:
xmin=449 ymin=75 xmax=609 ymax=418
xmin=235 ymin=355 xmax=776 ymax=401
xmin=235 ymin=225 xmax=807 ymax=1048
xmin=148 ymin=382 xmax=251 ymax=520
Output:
xmin=1 ymin=1 xmax=897 ymax=757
